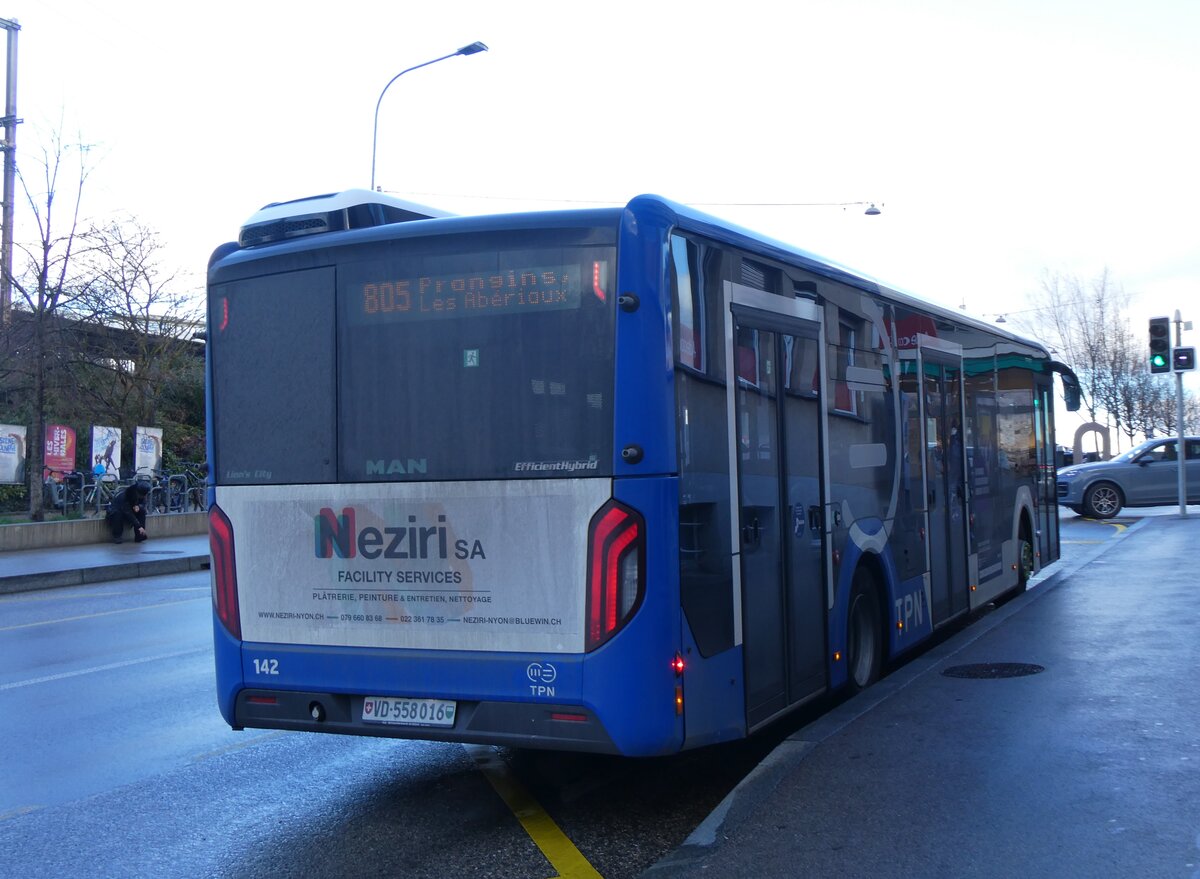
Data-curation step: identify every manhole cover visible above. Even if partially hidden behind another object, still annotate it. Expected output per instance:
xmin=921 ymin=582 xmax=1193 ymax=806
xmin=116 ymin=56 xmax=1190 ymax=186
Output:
xmin=941 ymin=662 xmax=1045 ymax=679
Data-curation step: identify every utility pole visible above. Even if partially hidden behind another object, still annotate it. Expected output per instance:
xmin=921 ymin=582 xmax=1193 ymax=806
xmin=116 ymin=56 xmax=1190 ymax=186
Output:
xmin=1175 ymin=309 xmax=1188 ymax=517
xmin=0 ymin=17 xmax=19 ymax=326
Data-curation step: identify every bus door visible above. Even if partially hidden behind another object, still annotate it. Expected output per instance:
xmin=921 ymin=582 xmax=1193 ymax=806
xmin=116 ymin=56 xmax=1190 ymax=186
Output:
xmin=725 ymin=284 xmax=829 ymax=730
xmin=919 ymin=343 xmax=970 ymax=624
xmin=1035 ymin=381 xmax=1059 ymax=564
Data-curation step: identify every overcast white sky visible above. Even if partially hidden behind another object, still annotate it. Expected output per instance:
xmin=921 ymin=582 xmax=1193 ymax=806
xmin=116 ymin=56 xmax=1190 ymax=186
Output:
xmin=7 ymin=0 xmax=1200 ymax=404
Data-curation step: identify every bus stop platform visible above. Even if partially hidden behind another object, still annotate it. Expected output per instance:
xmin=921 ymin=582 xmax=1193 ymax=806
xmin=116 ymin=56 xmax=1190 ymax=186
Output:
xmin=0 ymin=532 xmax=210 ymax=594
xmin=644 ymin=513 xmax=1200 ymax=878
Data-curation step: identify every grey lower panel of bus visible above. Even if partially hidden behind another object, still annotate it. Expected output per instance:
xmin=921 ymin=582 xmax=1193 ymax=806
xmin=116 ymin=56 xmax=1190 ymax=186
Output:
xmin=234 ymin=689 xmax=619 ymax=754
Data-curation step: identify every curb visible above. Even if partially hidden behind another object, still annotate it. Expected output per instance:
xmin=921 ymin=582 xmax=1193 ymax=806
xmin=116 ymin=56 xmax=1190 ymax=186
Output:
xmin=0 ymin=554 xmax=210 ymax=596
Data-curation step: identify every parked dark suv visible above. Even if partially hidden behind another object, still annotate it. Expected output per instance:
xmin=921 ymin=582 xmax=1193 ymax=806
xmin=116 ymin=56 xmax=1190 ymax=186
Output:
xmin=1057 ymin=437 xmax=1200 ymax=518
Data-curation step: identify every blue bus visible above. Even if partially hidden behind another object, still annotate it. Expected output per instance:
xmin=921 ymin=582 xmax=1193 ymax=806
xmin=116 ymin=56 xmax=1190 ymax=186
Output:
xmin=206 ymin=190 xmax=1080 ymax=756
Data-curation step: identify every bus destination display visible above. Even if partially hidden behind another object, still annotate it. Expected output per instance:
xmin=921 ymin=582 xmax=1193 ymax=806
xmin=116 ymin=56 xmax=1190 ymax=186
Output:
xmin=351 ymin=261 xmax=600 ymax=323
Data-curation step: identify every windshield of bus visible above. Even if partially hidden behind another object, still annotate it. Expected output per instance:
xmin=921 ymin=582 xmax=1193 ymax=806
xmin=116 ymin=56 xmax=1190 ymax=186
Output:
xmin=209 ymin=228 xmax=616 ymax=484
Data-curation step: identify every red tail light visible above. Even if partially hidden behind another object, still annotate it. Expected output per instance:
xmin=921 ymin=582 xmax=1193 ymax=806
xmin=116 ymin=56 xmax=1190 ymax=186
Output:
xmin=585 ymin=499 xmax=645 ymax=651
xmin=209 ymin=503 xmax=241 ymax=639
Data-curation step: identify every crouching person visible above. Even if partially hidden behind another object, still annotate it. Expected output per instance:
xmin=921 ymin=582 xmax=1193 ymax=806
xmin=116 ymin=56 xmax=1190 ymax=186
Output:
xmin=107 ymin=480 xmax=150 ymax=544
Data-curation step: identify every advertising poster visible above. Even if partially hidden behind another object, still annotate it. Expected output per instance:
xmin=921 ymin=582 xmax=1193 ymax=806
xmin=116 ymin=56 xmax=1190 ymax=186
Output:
xmin=91 ymin=425 xmax=122 ymax=477
xmin=135 ymin=426 xmax=163 ymax=476
xmin=0 ymin=424 xmax=26 ymax=484
xmin=220 ymin=479 xmax=610 ymax=654
xmin=44 ymin=424 xmax=76 ymax=474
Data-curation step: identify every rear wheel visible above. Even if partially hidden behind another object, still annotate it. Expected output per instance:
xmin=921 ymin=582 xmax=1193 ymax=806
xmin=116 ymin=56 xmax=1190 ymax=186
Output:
xmin=1016 ymin=525 xmax=1034 ymax=593
xmin=1082 ymin=482 xmax=1122 ymax=519
xmin=846 ymin=568 xmax=883 ymax=694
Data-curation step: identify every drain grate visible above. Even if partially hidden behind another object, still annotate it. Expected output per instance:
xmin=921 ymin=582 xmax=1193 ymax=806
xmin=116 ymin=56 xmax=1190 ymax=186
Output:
xmin=138 ymin=550 xmax=185 ymax=555
xmin=941 ymin=662 xmax=1044 ymax=679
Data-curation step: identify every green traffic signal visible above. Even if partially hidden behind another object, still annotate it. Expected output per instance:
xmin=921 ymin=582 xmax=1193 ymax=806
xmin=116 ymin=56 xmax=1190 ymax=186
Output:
xmin=1149 ymin=316 xmax=1171 ymax=373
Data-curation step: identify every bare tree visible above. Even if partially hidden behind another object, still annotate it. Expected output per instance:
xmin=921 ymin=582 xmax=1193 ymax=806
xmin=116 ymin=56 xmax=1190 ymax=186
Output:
xmin=73 ymin=217 xmax=203 ymax=433
xmin=0 ymin=132 xmax=95 ymax=520
xmin=1024 ymin=268 xmax=1137 ymax=454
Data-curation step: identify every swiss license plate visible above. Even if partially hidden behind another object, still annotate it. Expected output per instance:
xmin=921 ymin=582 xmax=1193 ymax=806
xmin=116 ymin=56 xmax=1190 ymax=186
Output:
xmin=362 ymin=696 xmax=457 ymax=728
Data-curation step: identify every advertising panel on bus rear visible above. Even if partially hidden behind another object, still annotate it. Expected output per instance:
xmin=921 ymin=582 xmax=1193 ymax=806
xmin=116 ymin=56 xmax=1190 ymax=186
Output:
xmin=219 ymin=479 xmax=611 ymax=654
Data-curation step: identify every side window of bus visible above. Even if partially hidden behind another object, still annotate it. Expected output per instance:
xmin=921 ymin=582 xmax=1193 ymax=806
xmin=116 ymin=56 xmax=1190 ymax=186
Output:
xmin=832 ymin=312 xmax=861 ymax=415
xmin=671 ymin=234 xmax=705 ymax=373
xmin=673 ymin=236 xmax=735 ymax=658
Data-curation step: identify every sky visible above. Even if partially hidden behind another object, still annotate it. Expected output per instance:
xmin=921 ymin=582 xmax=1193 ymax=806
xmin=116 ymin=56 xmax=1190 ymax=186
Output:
xmin=6 ymin=0 xmax=1200 ymax=414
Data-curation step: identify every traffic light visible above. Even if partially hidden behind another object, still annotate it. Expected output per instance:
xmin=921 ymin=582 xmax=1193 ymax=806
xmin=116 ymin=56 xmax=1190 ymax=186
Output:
xmin=1149 ymin=316 xmax=1171 ymax=373
xmin=1175 ymin=346 xmax=1196 ymax=371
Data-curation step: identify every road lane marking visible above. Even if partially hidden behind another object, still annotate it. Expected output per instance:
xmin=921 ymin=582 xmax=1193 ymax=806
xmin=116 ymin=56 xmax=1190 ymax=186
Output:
xmin=467 ymin=744 xmax=604 ymax=879
xmin=192 ymin=731 xmax=287 ymax=761
xmin=0 ymin=648 xmax=207 ymax=691
xmin=0 ymin=585 xmax=209 ymax=604
xmin=0 ymin=596 xmax=205 ymax=632
xmin=0 ymin=805 xmax=42 ymax=822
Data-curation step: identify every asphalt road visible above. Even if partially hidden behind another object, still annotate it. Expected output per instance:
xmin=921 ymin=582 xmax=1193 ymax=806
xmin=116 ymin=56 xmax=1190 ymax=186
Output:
xmin=0 ymin=511 xmax=1148 ymax=878
xmin=0 ymin=570 xmax=777 ymax=879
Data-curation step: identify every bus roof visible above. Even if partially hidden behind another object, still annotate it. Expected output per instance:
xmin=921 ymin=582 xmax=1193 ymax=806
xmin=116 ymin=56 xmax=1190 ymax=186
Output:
xmin=217 ymin=190 xmax=1051 ymax=358
xmin=237 ymin=189 xmax=454 ymax=248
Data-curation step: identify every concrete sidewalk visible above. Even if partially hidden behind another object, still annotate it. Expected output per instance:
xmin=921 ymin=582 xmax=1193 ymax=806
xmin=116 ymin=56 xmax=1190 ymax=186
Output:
xmin=0 ymin=532 xmax=210 ymax=594
xmin=644 ymin=514 xmax=1200 ymax=878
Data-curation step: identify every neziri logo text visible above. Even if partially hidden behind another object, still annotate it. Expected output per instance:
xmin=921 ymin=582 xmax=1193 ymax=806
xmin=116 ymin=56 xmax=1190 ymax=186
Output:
xmin=314 ymin=508 xmax=486 ymax=560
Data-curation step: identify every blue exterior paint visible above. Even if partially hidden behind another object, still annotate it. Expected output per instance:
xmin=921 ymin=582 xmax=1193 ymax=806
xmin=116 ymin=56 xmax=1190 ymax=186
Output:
xmin=613 ymin=198 xmax=679 ymax=479
xmin=585 ymin=476 xmax=684 ymax=754
xmin=213 ymin=617 xmax=243 ymax=724
xmin=889 ymin=572 xmax=934 ymax=654
xmin=679 ymin=618 xmax=747 ymax=749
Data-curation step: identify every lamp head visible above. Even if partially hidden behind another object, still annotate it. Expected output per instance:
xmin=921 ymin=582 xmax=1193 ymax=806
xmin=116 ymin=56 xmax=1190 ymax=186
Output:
xmin=458 ymin=41 xmax=488 ymax=55
xmin=864 ymin=203 xmax=881 ymax=216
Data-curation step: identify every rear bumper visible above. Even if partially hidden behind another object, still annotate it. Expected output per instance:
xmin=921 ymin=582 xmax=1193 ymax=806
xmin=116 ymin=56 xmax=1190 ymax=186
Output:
xmin=234 ymin=688 xmax=619 ymax=753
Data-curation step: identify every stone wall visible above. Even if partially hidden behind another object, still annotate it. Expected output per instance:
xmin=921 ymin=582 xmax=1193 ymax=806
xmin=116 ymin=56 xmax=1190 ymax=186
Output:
xmin=0 ymin=511 xmax=208 ymax=552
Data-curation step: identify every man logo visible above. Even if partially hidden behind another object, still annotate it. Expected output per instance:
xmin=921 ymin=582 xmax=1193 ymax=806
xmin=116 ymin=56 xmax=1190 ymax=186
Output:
xmin=365 ymin=458 xmax=428 ymax=475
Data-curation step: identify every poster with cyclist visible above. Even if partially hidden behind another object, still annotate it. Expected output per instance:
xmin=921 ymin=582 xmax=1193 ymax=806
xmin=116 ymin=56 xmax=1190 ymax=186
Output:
xmin=91 ymin=426 xmax=122 ymax=478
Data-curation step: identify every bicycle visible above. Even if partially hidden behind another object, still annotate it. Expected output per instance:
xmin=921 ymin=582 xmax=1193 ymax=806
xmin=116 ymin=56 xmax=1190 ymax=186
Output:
xmin=136 ymin=469 xmax=170 ymax=515
xmin=83 ymin=473 xmax=122 ymax=517
xmin=43 ymin=469 xmax=85 ymax=515
xmin=177 ymin=461 xmax=210 ymax=512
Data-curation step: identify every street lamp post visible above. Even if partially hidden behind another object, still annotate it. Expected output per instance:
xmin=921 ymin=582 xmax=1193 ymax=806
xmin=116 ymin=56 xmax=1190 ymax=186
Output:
xmin=370 ymin=41 xmax=488 ymax=191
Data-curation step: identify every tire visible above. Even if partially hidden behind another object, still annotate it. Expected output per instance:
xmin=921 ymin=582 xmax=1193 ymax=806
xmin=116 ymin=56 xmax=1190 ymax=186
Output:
xmin=1082 ymin=482 xmax=1122 ymax=519
xmin=846 ymin=568 xmax=883 ymax=694
xmin=1015 ymin=526 xmax=1034 ymax=594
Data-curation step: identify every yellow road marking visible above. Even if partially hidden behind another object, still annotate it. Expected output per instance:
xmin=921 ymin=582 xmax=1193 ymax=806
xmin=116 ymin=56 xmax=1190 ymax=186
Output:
xmin=0 ymin=597 xmax=204 ymax=632
xmin=0 ymin=805 xmax=42 ymax=822
xmin=192 ymin=731 xmax=287 ymax=761
xmin=467 ymin=744 xmax=604 ymax=879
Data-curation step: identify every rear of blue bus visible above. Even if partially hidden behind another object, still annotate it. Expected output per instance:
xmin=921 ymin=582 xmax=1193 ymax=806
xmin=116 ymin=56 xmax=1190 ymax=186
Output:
xmin=206 ymin=204 xmax=686 ymax=756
